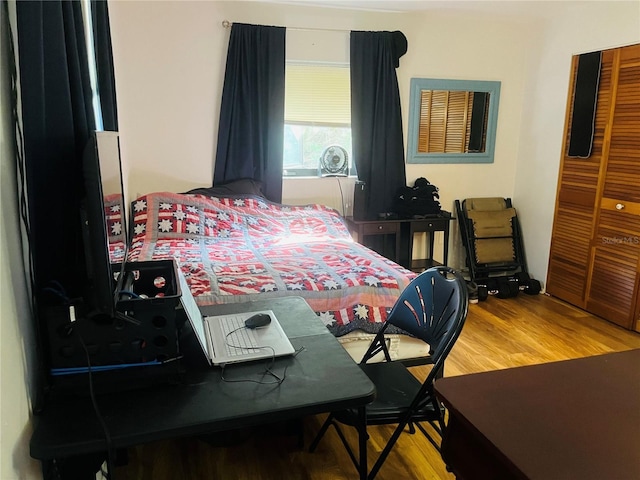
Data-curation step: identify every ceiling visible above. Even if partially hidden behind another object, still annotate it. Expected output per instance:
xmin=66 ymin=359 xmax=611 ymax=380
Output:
xmin=260 ymin=0 xmax=594 ymax=19
xmin=267 ymin=0 xmax=458 ymax=12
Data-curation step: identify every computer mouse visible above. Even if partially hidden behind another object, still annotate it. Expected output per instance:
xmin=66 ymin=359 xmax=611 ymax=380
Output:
xmin=244 ymin=313 xmax=271 ymax=329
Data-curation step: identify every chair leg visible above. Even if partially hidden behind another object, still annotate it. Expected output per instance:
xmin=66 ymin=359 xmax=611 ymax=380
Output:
xmin=433 ymin=398 xmax=446 ymax=433
xmin=413 ymin=401 xmax=446 ymax=452
xmin=357 ymin=406 xmax=368 ymax=480
xmin=331 ymin=421 xmax=360 ymax=470
xmin=308 ymin=413 xmax=335 ymax=453
xmin=309 ymin=412 xmax=367 ymax=477
xmin=415 ymin=422 xmax=441 ymax=452
xmin=367 ymin=415 xmax=412 ymax=480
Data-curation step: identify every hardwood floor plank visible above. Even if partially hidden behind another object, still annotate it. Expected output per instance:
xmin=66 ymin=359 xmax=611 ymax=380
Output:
xmin=116 ymin=294 xmax=640 ymax=479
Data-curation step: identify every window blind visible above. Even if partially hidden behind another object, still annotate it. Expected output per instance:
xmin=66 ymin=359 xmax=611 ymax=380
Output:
xmin=285 ymin=64 xmax=351 ymax=125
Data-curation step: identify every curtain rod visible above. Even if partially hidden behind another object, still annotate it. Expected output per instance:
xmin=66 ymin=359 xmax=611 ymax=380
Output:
xmin=221 ymin=20 xmax=349 ymax=33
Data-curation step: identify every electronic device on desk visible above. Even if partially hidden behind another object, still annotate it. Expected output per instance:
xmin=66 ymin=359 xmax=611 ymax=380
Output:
xmin=353 ymin=180 xmax=367 ymax=220
xmin=42 ymin=132 xmax=183 ymax=396
xmin=177 ymin=268 xmax=295 ymax=367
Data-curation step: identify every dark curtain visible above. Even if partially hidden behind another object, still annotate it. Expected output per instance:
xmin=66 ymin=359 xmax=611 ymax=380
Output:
xmin=16 ymin=1 xmax=95 ymax=299
xmin=350 ymin=31 xmax=407 ymax=219
xmin=92 ymin=0 xmax=119 ymax=131
xmin=213 ymin=23 xmax=285 ymax=203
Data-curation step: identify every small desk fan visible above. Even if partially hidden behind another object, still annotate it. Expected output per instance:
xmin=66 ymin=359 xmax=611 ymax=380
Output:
xmin=319 ymin=145 xmax=349 ymax=177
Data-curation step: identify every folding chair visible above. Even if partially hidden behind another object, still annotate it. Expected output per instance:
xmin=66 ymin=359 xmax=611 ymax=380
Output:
xmin=455 ymin=197 xmax=540 ymax=298
xmin=309 ymin=266 xmax=469 ymax=480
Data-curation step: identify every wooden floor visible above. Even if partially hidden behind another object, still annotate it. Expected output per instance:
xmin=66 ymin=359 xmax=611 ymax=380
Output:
xmin=116 ymin=294 xmax=640 ymax=480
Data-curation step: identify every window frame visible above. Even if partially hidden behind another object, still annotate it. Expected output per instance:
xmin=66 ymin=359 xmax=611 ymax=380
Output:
xmin=283 ymin=62 xmax=354 ymax=177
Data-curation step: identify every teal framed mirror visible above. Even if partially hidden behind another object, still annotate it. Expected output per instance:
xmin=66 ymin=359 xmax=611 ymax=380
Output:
xmin=406 ymin=78 xmax=501 ymax=164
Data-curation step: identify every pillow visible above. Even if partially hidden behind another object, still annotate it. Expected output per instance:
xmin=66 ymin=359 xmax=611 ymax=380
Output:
xmin=183 ymin=178 xmax=264 ymax=198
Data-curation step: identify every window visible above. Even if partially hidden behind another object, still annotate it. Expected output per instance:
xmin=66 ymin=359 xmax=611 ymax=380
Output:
xmin=81 ymin=0 xmax=104 ymax=130
xmin=283 ymin=63 xmax=353 ymax=177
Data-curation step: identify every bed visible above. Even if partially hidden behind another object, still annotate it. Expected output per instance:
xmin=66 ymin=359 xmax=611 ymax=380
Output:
xmin=105 ymin=193 xmax=126 ymax=265
xmin=125 ymin=186 xmax=428 ymax=361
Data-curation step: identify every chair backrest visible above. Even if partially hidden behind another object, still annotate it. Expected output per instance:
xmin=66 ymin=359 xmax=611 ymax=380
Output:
xmin=462 ymin=197 xmax=517 ymax=264
xmin=385 ymin=266 xmax=469 ymax=364
xmin=463 ymin=197 xmax=510 ymax=212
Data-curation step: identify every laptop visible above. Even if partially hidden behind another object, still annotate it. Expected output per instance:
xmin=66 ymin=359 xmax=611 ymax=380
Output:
xmin=178 ymin=271 xmax=295 ymax=366
xmin=203 ymin=310 xmax=295 ymax=366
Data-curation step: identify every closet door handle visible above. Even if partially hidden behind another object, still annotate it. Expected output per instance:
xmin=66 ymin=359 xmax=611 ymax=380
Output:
xmin=615 ymin=203 xmax=625 ymax=210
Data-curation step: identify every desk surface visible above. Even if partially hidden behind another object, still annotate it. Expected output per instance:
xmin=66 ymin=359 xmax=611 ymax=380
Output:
xmin=31 ymin=297 xmax=375 ymax=460
xmin=435 ymin=349 xmax=640 ymax=480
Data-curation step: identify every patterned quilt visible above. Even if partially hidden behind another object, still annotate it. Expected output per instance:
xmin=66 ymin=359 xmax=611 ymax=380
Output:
xmin=105 ymin=193 xmax=126 ymax=265
xmin=127 ymin=192 xmax=415 ymax=337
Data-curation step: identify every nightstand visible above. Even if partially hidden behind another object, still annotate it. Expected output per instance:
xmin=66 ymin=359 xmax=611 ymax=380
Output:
xmin=344 ymin=214 xmax=452 ymax=272
xmin=407 ymin=215 xmax=452 ymax=271
xmin=344 ymin=216 xmax=403 ymax=265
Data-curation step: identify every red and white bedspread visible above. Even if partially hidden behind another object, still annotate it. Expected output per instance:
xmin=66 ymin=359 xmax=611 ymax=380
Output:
xmin=127 ymin=192 xmax=415 ymax=337
xmin=105 ymin=193 xmax=126 ymax=265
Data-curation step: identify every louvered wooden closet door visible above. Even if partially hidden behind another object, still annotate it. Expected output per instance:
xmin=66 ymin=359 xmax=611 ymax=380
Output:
xmin=548 ymin=43 xmax=640 ymax=332
xmin=546 ymin=50 xmax=615 ymax=306
xmin=586 ymin=44 xmax=640 ymax=330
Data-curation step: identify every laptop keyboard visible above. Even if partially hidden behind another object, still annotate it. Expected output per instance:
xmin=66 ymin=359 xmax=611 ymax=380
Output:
xmin=220 ymin=315 xmax=260 ymax=356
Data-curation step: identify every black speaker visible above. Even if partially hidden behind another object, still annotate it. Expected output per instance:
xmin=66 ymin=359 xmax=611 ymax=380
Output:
xmin=353 ymin=181 xmax=367 ymax=220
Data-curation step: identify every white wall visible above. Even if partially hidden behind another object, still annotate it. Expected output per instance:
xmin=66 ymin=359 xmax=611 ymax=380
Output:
xmin=108 ymin=0 xmax=411 ymax=197
xmin=108 ymin=0 xmax=640 ymax=279
xmin=513 ymin=1 xmax=640 ymax=284
xmin=109 ymin=0 xmax=221 ymax=198
xmin=400 ymin=8 xmax=538 ymax=267
xmin=1 ymin=2 xmax=42 ymax=478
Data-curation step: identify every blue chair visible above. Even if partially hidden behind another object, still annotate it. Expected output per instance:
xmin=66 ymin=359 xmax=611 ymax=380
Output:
xmin=309 ymin=266 xmax=469 ymax=480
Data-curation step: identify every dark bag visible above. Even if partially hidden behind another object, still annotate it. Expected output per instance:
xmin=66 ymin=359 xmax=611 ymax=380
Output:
xmin=394 ymin=177 xmax=442 ymax=218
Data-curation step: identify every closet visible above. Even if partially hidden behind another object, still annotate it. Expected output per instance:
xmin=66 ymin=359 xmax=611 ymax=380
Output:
xmin=547 ymin=43 xmax=640 ymax=332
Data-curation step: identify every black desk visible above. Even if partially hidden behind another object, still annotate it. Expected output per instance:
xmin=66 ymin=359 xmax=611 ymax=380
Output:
xmin=30 ymin=297 xmax=375 ymax=479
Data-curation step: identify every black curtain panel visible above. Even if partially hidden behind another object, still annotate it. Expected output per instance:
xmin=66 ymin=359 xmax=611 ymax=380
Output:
xmin=16 ymin=0 xmax=95 ymax=300
xmin=91 ymin=0 xmax=119 ymax=131
xmin=214 ymin=23 xmax=286 ymax=203
xmin=350 ymin=31 xmax=408 ymax=220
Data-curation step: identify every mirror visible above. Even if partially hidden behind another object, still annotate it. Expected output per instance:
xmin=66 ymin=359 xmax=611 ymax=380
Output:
xmin=95 ymin=131 xmax=127 ymax=266
xmin=407 ymin=78 xmax=501 ymax=164
xmin=416 ymin=90 xmax=490 ymax=154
